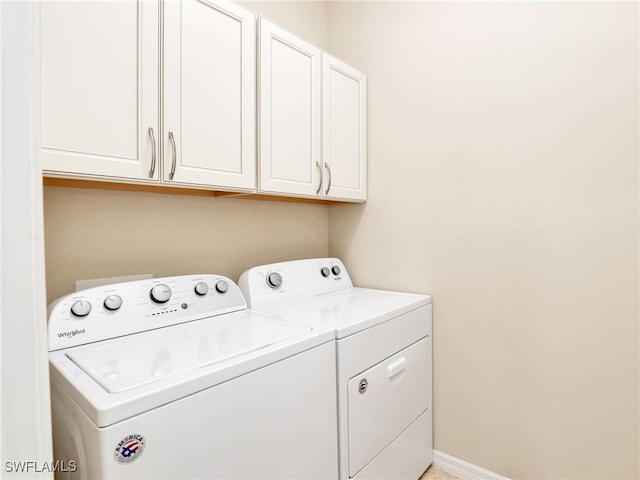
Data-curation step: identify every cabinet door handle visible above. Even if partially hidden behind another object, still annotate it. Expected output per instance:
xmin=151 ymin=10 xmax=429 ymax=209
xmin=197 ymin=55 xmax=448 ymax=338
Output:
xmin=168 ymin=131 xmax=176 ymax=181
xmin=315 ymin=161 xmax=323 ymax=195
xmin=148 ymin=127 xmax=156 ymax=179
xmin=324 ymin=163 xmax=332 ymax=195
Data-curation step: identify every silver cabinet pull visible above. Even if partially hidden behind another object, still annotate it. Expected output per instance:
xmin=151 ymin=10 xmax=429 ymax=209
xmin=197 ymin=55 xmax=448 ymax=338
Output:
xmin=324 ymin=163 xmax=332 ymax=195
xmin=168 ymin=131 xmax=176 ymax=180
xmin=148 ymin=127 xmax=156 ymax=179
xmin=315 ymin=161 xmax=323 ymax=195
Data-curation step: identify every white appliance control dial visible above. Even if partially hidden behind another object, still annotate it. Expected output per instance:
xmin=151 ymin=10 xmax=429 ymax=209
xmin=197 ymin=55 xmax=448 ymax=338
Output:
xmin=215 ymin=280 xmax=229 ymax=294
xmin=266 ymin=272 xmax=283 ymax=289
xmin=103 ymin=295 xmax=123 ymax=311
xmin=320 ymin=267 xmax=330 ymax=277
xmin=194 ymin=282 xmax=209 ymax=296
xmin=70 ymin=300 xmax=91 ymax=317
xmin=150 ymin=284 xmax=172 ymax=303
xmin=332 ymin=265 xmax=341 ymax=276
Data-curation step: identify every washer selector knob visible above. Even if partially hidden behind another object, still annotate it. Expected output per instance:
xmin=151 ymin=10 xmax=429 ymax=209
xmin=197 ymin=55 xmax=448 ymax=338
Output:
xmin=194 ymin=282 xmax=209 ymax=296
xmin=70 ymin=300 xmax=91 ymax=317
xmin=266 ymin=272 xmax=283 ymax=289
xmin=150 ymin=284 xmax=172 ymax=303
xmin=103 ymin=295 xmax=123 ymax=311
xmin=215 ymin=280 xmax=229 ymax=294
xmin=332 ymin=265 xmax=341 ymax=276
xmin=320 ymin=267 xmax=330 ymax=277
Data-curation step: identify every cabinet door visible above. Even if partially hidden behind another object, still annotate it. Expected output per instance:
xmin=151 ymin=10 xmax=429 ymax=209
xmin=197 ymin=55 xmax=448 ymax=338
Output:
xmin=164 ymin=0 xmax=256 ymax=191
xmin=41 ymin=1 xmax=159 ymax=181
xmin=322 ymin=54 xmax=367 ymax=201
xmin=259 ymin=19 xmax=322 ymax=197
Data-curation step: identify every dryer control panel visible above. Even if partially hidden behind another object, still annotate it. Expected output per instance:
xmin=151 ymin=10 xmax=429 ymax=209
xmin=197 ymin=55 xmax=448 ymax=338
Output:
xmin=238 ymin=258 xmax=353 ymax=309
xmin=47 ymin=275 xmax=246 ymax=351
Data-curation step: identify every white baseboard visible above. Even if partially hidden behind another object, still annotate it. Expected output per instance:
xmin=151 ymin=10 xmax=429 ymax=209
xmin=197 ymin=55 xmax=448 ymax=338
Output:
xmin=432 ymin=450 xmax=510 ymax=480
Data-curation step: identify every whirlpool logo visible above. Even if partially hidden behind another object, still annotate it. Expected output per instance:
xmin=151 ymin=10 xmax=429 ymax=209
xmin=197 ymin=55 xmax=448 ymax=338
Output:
xmin=57 ymin=328 xmax=86 ymax=339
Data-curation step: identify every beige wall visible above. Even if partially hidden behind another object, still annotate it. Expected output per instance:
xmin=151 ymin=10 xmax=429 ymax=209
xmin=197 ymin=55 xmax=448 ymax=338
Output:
xmin=43 ymin=187 xmax=328 ymax=303
xmin=43 ymin=1 xmax=330 ymax=303
xmin=327 ymin=2 xmax=639 ymax=479
xmin=241 ymin=0 xmax=328 ymax=49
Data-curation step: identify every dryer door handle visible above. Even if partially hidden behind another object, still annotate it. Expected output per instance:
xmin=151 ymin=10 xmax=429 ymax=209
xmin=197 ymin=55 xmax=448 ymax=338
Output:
xmin=387 ymin=357 xmax=406 ymax=378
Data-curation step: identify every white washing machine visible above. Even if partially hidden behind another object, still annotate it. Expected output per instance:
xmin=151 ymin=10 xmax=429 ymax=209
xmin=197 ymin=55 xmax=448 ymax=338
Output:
xmin=238 ymin=258 xmax=433 ymax=480
xmin=47 ymin=274 xmax=338 ymax=479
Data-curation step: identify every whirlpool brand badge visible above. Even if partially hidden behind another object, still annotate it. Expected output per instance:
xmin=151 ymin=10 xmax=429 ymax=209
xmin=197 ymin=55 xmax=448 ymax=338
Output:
xmin=114 ymin=434 xmax=146 ymax=464
xmin=57 ymin=328 xmax=85 ymax=339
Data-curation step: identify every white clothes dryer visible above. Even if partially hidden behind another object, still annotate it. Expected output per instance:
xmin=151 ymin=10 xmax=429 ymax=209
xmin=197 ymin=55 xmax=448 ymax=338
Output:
xmin=238 ymin=258 xmax=433 ymax=480
xmin=47 ymin=274 xmax=338 ymax=479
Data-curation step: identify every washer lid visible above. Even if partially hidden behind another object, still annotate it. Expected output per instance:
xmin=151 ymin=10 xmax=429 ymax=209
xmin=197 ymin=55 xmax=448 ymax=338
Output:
xmin=66 ymin=311 xmax=311 ymax=393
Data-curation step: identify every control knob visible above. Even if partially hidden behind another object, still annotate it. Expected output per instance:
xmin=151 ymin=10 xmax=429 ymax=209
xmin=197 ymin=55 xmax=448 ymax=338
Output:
xmin=332 ymin=265 xmax=341 ymax=276
xmin=194 ymin=282 xmax=209 ymax=296
xmin=150 ymin=284 xmax=172 ymax=303
xmin=103 ymin=295 xmax=123 ymax=311
xmin=266 ymin=272 xmax=283 ymax=289
xmin=215 ymin=280 xmax=229 ymax=294
xmin=320 ymin=267 xmax=330 ymax=277
xmin=70 ymin=300 xmax=91 ymax=317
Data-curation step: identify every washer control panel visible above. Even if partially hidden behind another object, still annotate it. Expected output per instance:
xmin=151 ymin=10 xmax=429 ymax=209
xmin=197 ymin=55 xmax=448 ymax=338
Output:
xmin=48 ymin=274 xmax=246 ymax=351
xmin=238 ymin=258 xmax=353 ymax=309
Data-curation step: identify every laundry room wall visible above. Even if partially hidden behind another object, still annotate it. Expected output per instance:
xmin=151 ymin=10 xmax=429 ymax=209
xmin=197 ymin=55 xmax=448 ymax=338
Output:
xmin=326 ymin=2 xmax=639 ymax=480
xmin=42 ymin=2 xmax=330 ymax=304
xmin=241 ymin=0 xmax=328 ymax=46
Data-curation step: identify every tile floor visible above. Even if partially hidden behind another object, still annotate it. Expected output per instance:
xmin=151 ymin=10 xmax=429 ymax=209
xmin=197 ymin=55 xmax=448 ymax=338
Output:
xmin=420 ymin=465 xmax=461 ymax=480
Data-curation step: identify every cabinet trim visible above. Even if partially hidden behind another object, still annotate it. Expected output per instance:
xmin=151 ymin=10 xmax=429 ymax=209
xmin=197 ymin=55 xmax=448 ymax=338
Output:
xmin=43 ymin=177 xmax=342 ymax=205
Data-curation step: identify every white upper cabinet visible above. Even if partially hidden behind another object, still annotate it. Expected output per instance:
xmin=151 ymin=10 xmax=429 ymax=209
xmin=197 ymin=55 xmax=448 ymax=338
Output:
xmin=258 ymin=19 xmax=367 ymax=202
xmin=258 ymin=18 xmax=322 ymax=198
xmin=41 ymin=0 xmax=159 ymax=181
xmin=40 ymin=2 xmax=366 ymax=201
xmin=164 ymin=0 xmax=256 ymax=190
xmin=322 ymin=54 xmax=367 ymax=202
xmin=41 ymin=0 xmax=255 ymax=192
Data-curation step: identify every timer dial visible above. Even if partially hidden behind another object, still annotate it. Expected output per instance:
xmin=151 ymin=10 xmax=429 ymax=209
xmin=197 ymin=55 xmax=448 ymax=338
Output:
xmin=320 ymin=267 xmax=330 ymax=277
xmin=332 ymin=265 xmax=341 ymax=276
xmin=150 ymin=284 xmax=172 ymax=303
xmin=266 ymin=272 xmax=283 ymax=289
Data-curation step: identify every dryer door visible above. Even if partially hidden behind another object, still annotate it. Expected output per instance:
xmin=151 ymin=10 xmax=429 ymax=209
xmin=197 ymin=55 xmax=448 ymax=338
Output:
xmin=347 ymin=336 xmax=431 ymax=477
